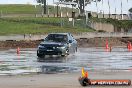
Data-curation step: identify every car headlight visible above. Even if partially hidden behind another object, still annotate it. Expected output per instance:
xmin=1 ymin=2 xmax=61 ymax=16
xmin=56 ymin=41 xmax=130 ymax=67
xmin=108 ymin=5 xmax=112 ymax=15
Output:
xmin=60 ymin=46 xmax=66 ymax=49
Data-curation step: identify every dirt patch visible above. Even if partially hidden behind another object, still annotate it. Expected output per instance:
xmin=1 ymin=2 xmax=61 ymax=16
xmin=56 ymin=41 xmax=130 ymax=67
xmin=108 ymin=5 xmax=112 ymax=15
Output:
xmin=0 ymin=40 xmax=41 ymax=49
xmin=0 ymin=37 xmax=131 ymax=48
xmin=77 ymin=37 xmax=128 ymax=48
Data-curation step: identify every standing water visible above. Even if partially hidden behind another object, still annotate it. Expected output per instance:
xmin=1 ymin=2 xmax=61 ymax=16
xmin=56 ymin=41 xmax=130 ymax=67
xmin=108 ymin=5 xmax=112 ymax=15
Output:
xmin=0 ymin=48 xmax=132 ymax=75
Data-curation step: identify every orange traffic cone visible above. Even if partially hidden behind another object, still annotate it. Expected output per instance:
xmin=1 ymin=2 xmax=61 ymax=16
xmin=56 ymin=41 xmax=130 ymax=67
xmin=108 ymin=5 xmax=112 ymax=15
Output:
xmin=17 ymin=47 xmax=20 ymax=54
xmin=127 ymin=41 xmax=132 ymax=52
xmin=105 ymin=39 xmax=109 ymax=52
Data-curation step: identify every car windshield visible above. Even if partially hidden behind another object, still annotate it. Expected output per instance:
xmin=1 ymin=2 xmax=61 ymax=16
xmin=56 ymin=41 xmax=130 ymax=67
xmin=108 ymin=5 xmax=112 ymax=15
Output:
xmin=45 ymin=34 xmax=68 ymax=43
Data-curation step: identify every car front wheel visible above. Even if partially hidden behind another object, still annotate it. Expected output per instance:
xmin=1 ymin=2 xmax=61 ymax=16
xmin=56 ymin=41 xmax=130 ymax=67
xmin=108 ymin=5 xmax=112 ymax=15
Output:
xmin=61 ymin=55 xmax=66 ymax=57
xmin=37 ymin=54 xmax=45 ymax=58
xmin=37 ymin=51 xmax=45 ymax=58
xmin=76 ymin=47 xmax=77 ymax=52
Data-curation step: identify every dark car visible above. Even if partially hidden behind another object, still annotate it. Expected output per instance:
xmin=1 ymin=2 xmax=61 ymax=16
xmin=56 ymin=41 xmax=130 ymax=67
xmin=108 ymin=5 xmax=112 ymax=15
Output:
xmin=37 ymin=33 xmax=77 ymax=58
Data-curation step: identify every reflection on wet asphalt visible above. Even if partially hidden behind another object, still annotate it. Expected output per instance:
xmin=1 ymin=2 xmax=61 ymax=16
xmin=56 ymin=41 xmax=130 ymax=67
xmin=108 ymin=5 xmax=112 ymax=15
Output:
xmin=0 ymin=48 xmax=132 ymax=75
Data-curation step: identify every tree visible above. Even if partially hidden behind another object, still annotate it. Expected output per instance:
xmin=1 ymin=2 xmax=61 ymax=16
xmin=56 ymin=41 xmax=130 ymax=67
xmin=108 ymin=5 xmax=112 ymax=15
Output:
xmin=58 ymin=0 xmax=101 ymax=16
xmin=129 ymin=8 xmax=132 ymax=19
xmin=36 ymin=0 xmax=47 ymax=14
xmin=129 ymin=8 xmax=132 ymax=13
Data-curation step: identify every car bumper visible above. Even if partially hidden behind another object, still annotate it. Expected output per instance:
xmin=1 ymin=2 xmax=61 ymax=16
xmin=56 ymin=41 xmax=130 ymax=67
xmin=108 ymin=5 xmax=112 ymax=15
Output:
xmin=37 ymin=49 xmax=66 ymax=56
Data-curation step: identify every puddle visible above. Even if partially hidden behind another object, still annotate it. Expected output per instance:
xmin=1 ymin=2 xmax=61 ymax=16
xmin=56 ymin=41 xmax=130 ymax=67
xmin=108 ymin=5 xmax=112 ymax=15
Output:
xmin=0 ymin=48 xmax=132 ymax=75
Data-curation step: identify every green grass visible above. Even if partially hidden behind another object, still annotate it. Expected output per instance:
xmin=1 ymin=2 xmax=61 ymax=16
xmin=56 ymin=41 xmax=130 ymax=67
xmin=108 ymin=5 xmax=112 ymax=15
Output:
xmin=1 ymin=17 xmax=87 ymax=27
xmin=0 ymin=17 xmax=94 ymax=35
xmin=0 ymin=4 xmax=92 ymax=35
xmin=0 ymin=4 xmax=78 ymax=14
xmin=0 ymin=4 xmax=41 ymax=14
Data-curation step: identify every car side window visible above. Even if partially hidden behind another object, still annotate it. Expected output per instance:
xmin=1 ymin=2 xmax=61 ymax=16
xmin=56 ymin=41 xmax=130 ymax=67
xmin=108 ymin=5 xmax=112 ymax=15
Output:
xmin=69 ymin=34 xmax=75 ymax=41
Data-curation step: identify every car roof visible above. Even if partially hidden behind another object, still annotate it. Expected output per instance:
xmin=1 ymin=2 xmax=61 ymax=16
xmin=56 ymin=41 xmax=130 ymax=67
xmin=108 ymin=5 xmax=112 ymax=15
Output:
xmin=49 ymin=33 xmax=70 ymax=35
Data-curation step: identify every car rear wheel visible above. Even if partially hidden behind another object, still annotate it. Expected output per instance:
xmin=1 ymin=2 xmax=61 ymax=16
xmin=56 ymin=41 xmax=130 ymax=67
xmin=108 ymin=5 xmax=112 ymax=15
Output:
xmin=76 ymin=47 xmax=77 ymax=52
xmin=66 ymin=49 xmax=69 ymax=55
xmin=61 ymin=49 xmax=69 ymax=57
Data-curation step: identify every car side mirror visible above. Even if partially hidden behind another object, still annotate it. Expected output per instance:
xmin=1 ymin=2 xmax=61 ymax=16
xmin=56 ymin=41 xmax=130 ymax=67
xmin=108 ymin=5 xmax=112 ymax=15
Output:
xmin=69 ymin=40 xmax=72 ymax=43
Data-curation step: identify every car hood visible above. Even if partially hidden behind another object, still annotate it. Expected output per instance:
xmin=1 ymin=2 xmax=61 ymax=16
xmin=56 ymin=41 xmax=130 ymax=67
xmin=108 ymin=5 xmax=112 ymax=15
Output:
xmin=40 ymin=41 xmax=66 ymax=46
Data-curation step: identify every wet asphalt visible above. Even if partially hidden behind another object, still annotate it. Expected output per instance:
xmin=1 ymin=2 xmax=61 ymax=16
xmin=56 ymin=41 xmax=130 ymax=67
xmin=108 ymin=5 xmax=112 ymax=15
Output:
xmin=0 ymin=47 xmax=132 ymax=75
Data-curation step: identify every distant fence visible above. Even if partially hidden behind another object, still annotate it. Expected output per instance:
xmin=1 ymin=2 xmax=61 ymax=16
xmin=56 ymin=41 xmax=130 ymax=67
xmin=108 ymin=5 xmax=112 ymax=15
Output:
xmin=74 ymin=32 xmax=132 ymax=38
xmin=91 ymin=12 xmax=129 ymax=20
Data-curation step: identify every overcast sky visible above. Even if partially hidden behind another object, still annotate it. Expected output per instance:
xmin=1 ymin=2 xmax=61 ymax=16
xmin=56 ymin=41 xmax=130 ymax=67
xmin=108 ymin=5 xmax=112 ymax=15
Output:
xmin=0 ymin=0 xmax=132 ymax=14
